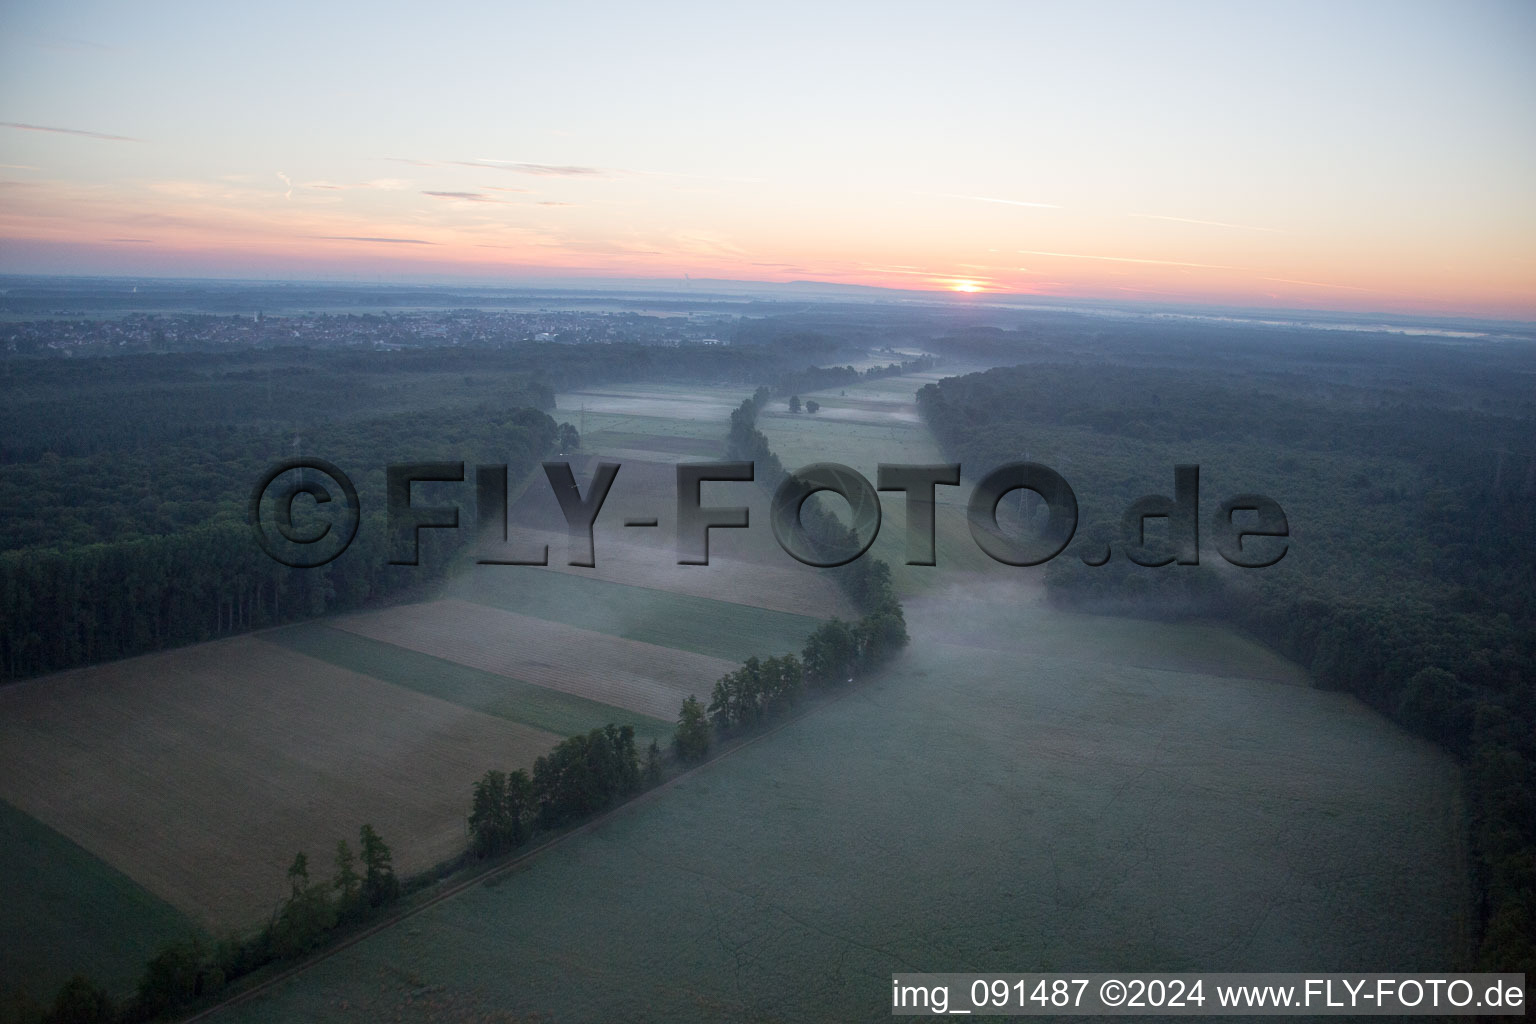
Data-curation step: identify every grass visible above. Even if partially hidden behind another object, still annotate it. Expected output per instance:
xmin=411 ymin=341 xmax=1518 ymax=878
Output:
xmin=755 ymin=371 xmax=1011 ymax=592
xmin=268 ymin=622 xmax=674 ymax=745
xmin=578 ymin=430 xmax=723 ymax=456
xmin=552 ymin=410 xmax=737 ymax=443
xmin=0 ymin=798 xmax=198 ymax=1001
xmin=207 ymin=591 xmax=1467 ymax=1024
xmin=452 ymin=569 xmax=827 ymax=663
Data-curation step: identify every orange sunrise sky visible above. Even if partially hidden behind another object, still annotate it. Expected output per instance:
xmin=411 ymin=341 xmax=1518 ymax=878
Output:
xmin=2 ymin=1 xmax=1533 ymax=319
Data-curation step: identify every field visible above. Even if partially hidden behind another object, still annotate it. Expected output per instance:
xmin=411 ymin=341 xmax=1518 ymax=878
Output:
xmin=756 ymin=370 xmax=1012 ymax=586
xmin=0 ymin=637 xmax=563 ymax=934
xmin=202 ymin=370 xmax=1467 ymax=1023
xmin=0 ymin=377 xmax=857 ymax=1001
xmin=210 ymin=583 xmax=1467 ymax=1024
xmin=448 ymin=569 xmax=828 ymax=664
xmin=0 ymin=369 xmax=1474 ymax=1015
xmin=268 ymin=623 xmax=674 ymax=746
xmin=0 ymin=799 xmax=195 ymax=999
xmin=331 ymin=599 xmax=739 ymax=721
xmin=502 ymin=434 xmax=860 ymax=618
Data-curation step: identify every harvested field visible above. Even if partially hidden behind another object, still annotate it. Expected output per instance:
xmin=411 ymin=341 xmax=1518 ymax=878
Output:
xmin=554 ymin=410 xmax=732 ymax=443
xmin=764 ymin=404 xmax=921 ymax=425
xmin=554 ymin=387 xmax=741 ymax=424
xmin=501 ymin=454 xmax=860 ymax=618
xmin=0 ymin=637 xmax=561 ymax=931
xmin=451 ymin=568 xmax=826 ymax=663
xmin=503 ymin=531 xmax=859 ymax=619
xmin=333 ymin=599 xmax=739 ymax=720
xmin=583 ymin=432 xmax=723 ymax=456
xmin=268 ymin=622 xmax=673 ymax=744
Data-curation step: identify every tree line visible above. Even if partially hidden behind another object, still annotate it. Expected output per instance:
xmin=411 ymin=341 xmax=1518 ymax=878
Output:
xmin=467 ymin=725 xmax=652 ymax=859
xmin=918 ymin=352 xmax=1535 ymax=974
xmin=0 ymin=370 xmax=920 ymax=1022
xmin=3 ymin=825 xmax=400 ymax=1024
xmin=677 ymin=611 xmax=909 ymax=762
xmin=0 ymin=340 xmax=830 ymax=682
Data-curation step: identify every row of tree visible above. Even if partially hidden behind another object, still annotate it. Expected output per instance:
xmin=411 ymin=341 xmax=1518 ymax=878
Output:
xmin=725 ymin=390 xmax=907 ymax=624
xmin=1 ymin=339 xmax=843 ymax=682
xmin=918 ymin=354 xmax=1535 ymax=973
xmin=467 ymin=725 xmax=653 ymax=859
xmin=680 ymin=401 xmax=916 ymax=760
xmin=6 ymin=825 xmax=400 ymax=1024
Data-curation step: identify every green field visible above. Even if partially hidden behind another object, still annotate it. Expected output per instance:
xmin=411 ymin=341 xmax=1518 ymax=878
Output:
xmin=756 ymin=373 xmax=1013 ymax=588
xmin=451 ymin=569 xmax=827 ymax=663
xmin=210 ymin=590 xmax=1467 ymax=1023
xmin=266 ymin=623 xmax=673 ymax=745
xmin=0 ymin=799 xmax=199 ymax=1000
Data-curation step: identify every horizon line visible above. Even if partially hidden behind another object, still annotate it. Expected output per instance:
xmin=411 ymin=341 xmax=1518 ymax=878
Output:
xmin=0 ymin=269 xmax=1533 ymax=329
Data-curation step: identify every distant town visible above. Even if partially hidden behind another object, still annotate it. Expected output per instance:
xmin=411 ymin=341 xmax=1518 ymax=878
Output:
xmin=1 ymin=308 xmax=740 ymax=357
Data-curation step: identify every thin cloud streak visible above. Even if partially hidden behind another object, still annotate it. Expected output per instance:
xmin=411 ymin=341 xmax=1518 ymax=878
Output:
xmin=942 ymin=193 xmax=1060 ymax=210
xmin=314 ymin=236 xmax=436 ymax=245
xmin=1261 ymin=276 xmax=1370 ymax=292
xmin=1131 ymin=213 xmax=1285 ymax=233
xmin=457 ymin=160 xmax=604 ymax=176
xmin=422 ymin=190 xmax=495 ymax=202
xmin=2 ymin=121 xmax=139 ymax=142
xmin=1017 ymin=249 xmax=1234 ymax=270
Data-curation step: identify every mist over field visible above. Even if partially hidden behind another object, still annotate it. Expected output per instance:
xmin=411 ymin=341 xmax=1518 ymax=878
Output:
xmin=2 ymin=277 xmax=1528 ymax=1024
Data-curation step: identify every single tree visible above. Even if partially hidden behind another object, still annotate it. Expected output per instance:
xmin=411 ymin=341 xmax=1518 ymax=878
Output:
xmin=805 ymin=399 xmax=820 ymax=414
xmin=358 ymin=824 xmax=399 ymax=908
xmin=504 ymin=768 xmax=533 ymax=845
xmin=469 ymin=768 xmax=533 ymax=856
xmin=134 ymin=939 xmax=207 ymax=1018
xmin=272 ymin=855 xmax=337 ymax=959
xmin=644 ymin=738 xmax=663 ymax=784
xmin=469 ymin=769 xmax=511 ymax=856
xmin=286 ymin=851 xmax=309 ymax=898
xmin=332 ymin=838 xmax=361 ymax=912
xmin=673 ymin=695 xmax=711 ymax=762
xmin=788 ymin=395 xmax=802 ymax=413
xmin=47 ymin=975 xmax=114 ymax=1024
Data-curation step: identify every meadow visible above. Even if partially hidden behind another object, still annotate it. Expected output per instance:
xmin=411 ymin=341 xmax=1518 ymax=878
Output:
xmin=208 ymin=583 xmax=1465 ymax=1024
xmin=0 ymin=364 xmax=1477 ymax=1014
xmin=200 ymin=368 xmax=1468 ymax=1023
xmin=755 ymin=369 xmax=1007 ymax=585
xmin=0 ymin=376 xmax=855 ymax=1002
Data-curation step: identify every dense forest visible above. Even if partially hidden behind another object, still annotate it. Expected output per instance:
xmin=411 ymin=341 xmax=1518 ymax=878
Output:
xmin=917 ymin=331 xmax=1536 ymax=973
xmin=0 ymin=357 xmax=922 ymax=1024
xmin=0 ymin=340 xmax=829 ymax=681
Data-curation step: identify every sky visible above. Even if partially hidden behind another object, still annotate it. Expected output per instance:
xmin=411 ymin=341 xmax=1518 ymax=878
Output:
xmin=1 ymin=0 xmax=1533 ymax=318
